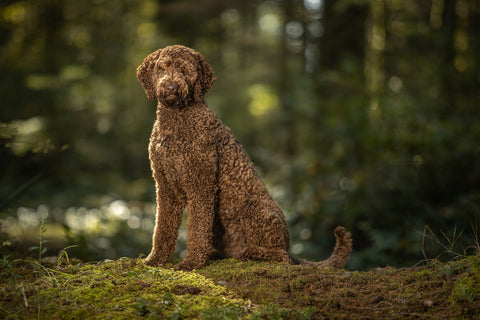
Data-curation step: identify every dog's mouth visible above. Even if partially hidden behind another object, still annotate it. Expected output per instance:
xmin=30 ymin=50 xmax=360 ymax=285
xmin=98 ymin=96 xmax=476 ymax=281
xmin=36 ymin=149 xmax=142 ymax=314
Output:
xmin=165 ymin=94 xmax=178 ymax=104
xmin=161 ymin=93 xmax=184 ymax=108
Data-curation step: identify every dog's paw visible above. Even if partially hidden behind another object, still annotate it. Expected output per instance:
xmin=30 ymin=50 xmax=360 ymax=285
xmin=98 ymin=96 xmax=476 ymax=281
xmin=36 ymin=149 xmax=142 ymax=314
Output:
xmin=144 ymin=252 xmax=164 ymax=267
xmin=144 ymin=259 xmax=159 ymax=267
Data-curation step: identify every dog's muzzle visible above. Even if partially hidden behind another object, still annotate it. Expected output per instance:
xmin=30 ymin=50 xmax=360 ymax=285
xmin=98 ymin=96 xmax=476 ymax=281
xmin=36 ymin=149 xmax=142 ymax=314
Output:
xmin=159 ymin=80 xmax=182 ymax=107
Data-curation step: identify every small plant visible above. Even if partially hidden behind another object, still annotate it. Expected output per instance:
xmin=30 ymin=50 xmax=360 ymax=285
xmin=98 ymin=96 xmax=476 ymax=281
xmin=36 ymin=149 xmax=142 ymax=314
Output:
xmin=132 ymin=297 xmax=151 ymax=316
xmin=421 ymin=224 xmax=479 ymax=261
xmin=0 ymin=254 xmax=20 ymax=286
xmin=469 ymin=221 xmax=480 ymax=256
xmin=29 ymin=212 xmax=50 ymax=263
xmin=57 ymin=245 xmax=78 ymax=265
xmin=0 ymin=254 xmax=12 ymax=269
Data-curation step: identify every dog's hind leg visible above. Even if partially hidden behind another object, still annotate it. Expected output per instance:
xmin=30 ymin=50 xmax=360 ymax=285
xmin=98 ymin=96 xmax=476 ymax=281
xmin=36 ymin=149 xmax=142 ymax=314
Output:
xmin=237 ymin=245 xmax=293 ymax=263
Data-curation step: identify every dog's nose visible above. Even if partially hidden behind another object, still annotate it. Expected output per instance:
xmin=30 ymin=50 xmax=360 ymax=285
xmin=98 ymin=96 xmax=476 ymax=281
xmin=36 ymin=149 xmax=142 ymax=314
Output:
xmin=165 ymin=82 xmax=178 ymax=93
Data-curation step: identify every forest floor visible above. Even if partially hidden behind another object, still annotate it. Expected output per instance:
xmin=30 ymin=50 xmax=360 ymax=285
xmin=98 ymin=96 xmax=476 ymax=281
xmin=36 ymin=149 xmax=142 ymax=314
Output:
xmin=0 ymin=255 xmax=479 ymax=319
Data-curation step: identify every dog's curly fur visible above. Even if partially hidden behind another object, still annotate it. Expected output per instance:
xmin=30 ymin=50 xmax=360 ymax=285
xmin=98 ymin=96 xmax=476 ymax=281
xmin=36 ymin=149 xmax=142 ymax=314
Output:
xmin=137 ymin=45 xmax=352 ymax=271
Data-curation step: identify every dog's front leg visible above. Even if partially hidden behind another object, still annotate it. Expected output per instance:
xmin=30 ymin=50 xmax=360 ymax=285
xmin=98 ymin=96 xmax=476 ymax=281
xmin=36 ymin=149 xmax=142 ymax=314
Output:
xmin=145 ymin=178 xmax=186 ymax=267
xmin=174 ymin=194 xmax=216 ymax=271
xmin=174 ymin=151 xmax=218 ymax=271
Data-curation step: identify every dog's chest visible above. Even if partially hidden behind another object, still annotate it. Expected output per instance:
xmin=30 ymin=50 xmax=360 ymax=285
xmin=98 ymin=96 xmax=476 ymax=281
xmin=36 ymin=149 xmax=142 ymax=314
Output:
xmin=149 ymin=122 xmax=211 ymax=175
xmin=150 ymin=129 xmax=187 ymax=163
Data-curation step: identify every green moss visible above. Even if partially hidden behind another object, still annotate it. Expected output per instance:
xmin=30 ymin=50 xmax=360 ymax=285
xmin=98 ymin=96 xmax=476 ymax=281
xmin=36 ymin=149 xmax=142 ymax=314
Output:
xmin=0 ymin=258 xmax=250 ymax=319
xmin=1 ymin=256 xmax=480 ymax=319
xmin=451 ymin=277 xmax=477 ymax=304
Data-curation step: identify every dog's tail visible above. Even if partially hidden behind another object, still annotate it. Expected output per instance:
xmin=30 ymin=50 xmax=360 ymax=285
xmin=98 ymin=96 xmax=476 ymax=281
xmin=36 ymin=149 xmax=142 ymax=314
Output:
xmin=292 ymin=226 xmax=352 ymax=269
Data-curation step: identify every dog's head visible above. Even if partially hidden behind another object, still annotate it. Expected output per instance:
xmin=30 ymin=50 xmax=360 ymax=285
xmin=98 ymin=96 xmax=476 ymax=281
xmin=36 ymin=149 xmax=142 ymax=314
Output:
xmin=137 ymin=45 xmax=215 ymax=108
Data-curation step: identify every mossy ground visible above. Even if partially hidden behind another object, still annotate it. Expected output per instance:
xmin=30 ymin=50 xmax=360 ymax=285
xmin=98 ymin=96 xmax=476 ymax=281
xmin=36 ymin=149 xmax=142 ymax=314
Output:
xmin=1 ymin=255 xmax=479 ymax=319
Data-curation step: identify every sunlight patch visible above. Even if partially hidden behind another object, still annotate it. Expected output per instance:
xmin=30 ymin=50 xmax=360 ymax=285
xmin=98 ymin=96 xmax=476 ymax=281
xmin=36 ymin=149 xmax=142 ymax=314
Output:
xmin=259 ymin=13 xmax=280 ymax=35
xmin=247 ymin=84 xmax=279 ymax=117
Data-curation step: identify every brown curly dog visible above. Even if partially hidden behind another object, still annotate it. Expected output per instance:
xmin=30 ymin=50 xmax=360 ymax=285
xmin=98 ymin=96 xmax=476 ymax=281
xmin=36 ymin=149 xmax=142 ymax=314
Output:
xmin=137 ymin=45 xmax=352 ymax=271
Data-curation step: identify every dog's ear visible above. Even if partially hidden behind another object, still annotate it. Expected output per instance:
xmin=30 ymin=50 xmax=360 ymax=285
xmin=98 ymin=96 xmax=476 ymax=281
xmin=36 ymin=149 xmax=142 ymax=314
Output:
xmin=137 ymin=49 xmax=161 ymax=100
xmin=193 ymin=51 xmax=216 ymax=102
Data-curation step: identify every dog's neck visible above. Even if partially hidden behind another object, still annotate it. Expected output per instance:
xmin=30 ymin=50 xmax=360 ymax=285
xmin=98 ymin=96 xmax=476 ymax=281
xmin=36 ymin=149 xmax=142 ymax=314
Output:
xmin=155 ymin=100 xmax=206 ymax=130
xmin=156 ymin=99 xmax=205 ymax=113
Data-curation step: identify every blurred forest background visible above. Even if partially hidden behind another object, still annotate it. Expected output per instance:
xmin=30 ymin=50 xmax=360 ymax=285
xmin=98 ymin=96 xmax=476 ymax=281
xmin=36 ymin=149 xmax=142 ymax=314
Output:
xmin=1 ymin=0 xmax=479 ymax=270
